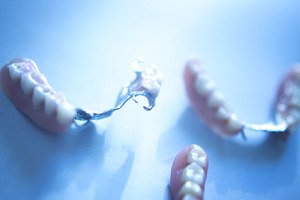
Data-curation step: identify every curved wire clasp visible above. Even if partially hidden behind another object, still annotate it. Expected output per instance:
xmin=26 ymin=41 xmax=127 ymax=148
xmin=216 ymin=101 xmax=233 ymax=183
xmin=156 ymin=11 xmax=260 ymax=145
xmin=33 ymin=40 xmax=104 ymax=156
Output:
xmin=74 ymin=58 xmax=163 ymax=121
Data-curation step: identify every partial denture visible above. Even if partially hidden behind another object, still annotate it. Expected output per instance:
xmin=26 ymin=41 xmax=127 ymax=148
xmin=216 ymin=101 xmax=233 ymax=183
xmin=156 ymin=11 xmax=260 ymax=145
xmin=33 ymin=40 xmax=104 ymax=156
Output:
xmin=274 ymin=65 xmax=300 ymax=132
xmin=170 ymin=144 xmax=208 ymax=200
xmin=184 ymin=58 xmax=300 ymax=136
xmin=0 ymin=57 xmax=163 ymax=133
xmin=184 ymin=59 xmax=244 ymax=136
xmin=0 ymin=58 xmax=75 ymax=133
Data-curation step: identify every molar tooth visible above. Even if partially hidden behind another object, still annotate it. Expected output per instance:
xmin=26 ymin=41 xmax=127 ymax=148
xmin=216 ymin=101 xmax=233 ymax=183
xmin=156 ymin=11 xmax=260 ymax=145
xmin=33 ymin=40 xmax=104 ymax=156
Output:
xmin=194 ymin=74 xmax=216 ymax=96
xmin=207 ymin=91 xmax=224 ymax=109
xmin=225 ymin=114 xmax=243 ymax=133
xmin=187 ymin=148 xmax=207 ymax=168
xmin=215 ymin=107 xmax=230 ymax=121
xmin=44 ymin=94 xmax=57 ymax=115
xmin=178 ymin=181 xmax=202 ymax=198
xmin=56 ymin=102 xmax=75 ymax=125
xmin=21 ymin=73 xmax=37 ymax=95
xmin=8 ymin=64 xmax=22 ymax=82
xmin=185 ymin=162 xmax=204 ymax=173
xmin=181 ymin=167 xmax=205 ymax=186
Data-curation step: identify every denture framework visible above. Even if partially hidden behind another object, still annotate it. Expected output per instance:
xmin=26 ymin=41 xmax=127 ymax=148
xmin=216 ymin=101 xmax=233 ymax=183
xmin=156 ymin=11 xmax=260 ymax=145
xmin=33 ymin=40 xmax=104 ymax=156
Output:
xmin=184 ymin=58 xmax=300 ymax=137
xmin=0 ymin=57 xmax=163 ymax=133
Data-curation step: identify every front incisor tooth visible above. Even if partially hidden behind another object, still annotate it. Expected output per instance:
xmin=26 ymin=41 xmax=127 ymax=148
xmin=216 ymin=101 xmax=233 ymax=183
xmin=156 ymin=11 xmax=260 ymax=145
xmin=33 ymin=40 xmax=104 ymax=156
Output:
xmin=194 ymin=74 xmax=216 ymax=96
xmin=56 ymin=102 xmax=75 ymax=125
xmin=8 ymin=64 xmax=22 ymax=82
xmin=207 ymin=90 xmax=224 ymax=109
xmin=21 ymin=73 xmax=37 ymax=95
xmin=45 ymin=94 xmax=57 ymax=115
xmin=187 ymin=148 xmax=207 ymax=168
xmin=178 ymin=181 xmax=203 ymax=198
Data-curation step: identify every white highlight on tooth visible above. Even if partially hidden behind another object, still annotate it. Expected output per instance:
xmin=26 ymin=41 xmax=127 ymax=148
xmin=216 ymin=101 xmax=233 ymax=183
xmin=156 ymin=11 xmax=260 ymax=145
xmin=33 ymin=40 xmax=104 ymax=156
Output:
xmin=187 ymin=148 xmax=207 ymax=168
xmin=56 ymin=103 xmax=75 ymax=125
xmin=207 ymin=90 xmax=224 ymax=109
xmin=8 ymin=64 xmax=22 ymax=82
xmin=195 ymin=74 xmax=216 ymax=96
xmin=44 ymin=94 xmax=57 ymax=115
xmin=276 ymin=103 xmax=286 ymax=112
xmin=21 ymin=73 xmax=37 ymax=95
xmin=178 ymin=181 xmax=202 ymax=198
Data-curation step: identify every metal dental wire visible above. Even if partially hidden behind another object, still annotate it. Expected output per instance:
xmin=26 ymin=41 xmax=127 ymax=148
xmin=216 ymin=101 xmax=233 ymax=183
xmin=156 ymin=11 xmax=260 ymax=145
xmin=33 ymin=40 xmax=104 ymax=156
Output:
xmin=73 ymin=60 xmax=161 ymax=122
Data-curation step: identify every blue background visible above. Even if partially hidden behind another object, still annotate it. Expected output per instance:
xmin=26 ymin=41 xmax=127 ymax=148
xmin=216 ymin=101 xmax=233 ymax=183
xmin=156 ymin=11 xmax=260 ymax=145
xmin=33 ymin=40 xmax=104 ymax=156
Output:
xmin=0 ymin=0 xmax=299 ymax=199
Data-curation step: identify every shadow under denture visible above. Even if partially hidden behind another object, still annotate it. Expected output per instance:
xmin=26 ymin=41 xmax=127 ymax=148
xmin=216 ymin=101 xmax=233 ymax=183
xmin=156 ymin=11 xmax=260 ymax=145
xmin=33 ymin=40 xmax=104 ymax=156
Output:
xmin=0 ymin=116 xmax=107 ymax=200
xmin=95 ymin=147 xmax=135 ymax=199
xmin=157 ymin=107 xmax=297 ymax=198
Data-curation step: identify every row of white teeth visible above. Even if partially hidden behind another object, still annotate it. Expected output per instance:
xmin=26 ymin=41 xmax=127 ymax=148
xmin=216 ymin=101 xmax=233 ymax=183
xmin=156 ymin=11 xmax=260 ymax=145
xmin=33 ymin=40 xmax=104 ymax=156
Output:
xmin=8 ymin=63 xmax=75 ymax=125
xmin=178 ymin=147 xmax=207 ymax=200
xmin=276 ymin=79 xmax=300 ymax=128
xmin=190 ymin=64 xmax=244 ymax=134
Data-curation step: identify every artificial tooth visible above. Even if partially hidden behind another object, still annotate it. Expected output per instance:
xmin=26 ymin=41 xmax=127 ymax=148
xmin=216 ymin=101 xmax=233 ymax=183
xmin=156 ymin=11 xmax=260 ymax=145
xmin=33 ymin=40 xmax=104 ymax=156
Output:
xmin=32 ymin=86 xmax=45 ymax=109
xmin=207 ymin=91 xmax=224 ymax=109
xmin=8 ymin=64 xmax=22 ymax=82
xmin=215 ymin=107 xmax=230 ymax=121
xmin=289 ymin=96 xmax=300 ymax=108
xmin=276 ymin=103 xmax=286 ymax=112
xmin=56 ymin=103 xmax=75 ymax=125
xmin=181 ymin=167 xmax=204 ymax=186
xmin=187 ymin=148 xmax=207 ymax=168
xmin=142 ymin=80 xmax=160 ymax=97
xmin=178 ymin=181 xmax=202 ymax=198
xmin=185 ymin=162 xmax=204 ymax=173
xmin=21 ymin=73 xmax=37 ymax=95
xmin=44 ymin=94 xmax=57 ymax=115
xmin=195 ymin=74 xmax=216 ymax=96
xmin=225 ymin=114 xmax=243 ymax=133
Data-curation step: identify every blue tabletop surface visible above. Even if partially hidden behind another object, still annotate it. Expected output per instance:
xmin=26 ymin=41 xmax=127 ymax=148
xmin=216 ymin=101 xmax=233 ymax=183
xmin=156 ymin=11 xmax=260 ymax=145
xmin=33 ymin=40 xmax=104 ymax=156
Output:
xmin=0 ymin=1 xmax=300 ymax=199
